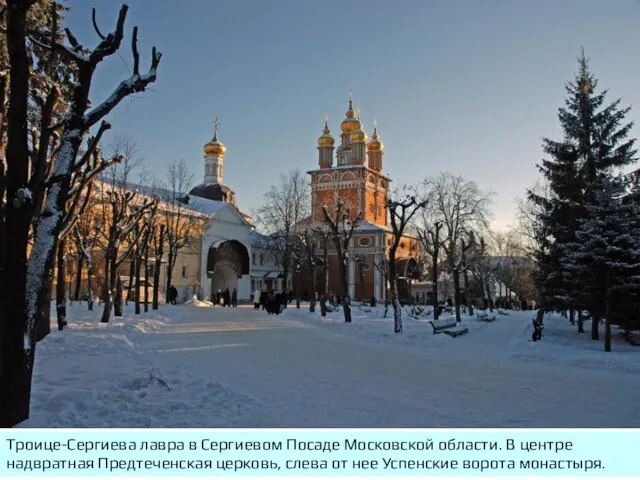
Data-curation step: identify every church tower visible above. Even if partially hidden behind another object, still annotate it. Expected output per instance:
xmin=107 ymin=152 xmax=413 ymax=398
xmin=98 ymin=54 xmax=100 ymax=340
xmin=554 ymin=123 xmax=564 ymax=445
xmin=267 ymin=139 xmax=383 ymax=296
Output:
xmin=203 ymin=117 xmax=225 ymax=184
xmin=189 ymin=116 xmax=237 ymax=205
xmin=308 ymin=92 xmax=390 ymax=226
xmin=317 ymin=113 xmax=335 ymax=168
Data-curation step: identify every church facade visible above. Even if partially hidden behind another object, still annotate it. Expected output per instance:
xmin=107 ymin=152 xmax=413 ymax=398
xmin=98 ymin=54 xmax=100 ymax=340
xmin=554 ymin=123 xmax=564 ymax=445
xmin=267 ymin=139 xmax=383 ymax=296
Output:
xmin=299 ymin=94 xmax=420 ymax=302
xmin=185 ymin=120 xmax=284 ymax=303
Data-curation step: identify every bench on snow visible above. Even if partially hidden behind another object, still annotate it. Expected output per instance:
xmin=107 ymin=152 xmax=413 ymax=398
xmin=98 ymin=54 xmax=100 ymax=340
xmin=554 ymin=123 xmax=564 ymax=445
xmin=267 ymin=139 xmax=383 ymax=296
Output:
xmin=428 ymin=318 xmax=468 ymax=337
xmin=476 ymin=311 xmax=496 ymax=322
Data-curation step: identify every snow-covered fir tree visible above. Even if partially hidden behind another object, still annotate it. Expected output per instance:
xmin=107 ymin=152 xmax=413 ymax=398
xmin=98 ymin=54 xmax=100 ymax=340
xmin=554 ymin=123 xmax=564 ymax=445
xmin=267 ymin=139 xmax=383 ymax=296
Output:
xmin=529 ymin=49 xmax=637 ymax=342
xmin=562 ymin=176 xmax=640 ymax=351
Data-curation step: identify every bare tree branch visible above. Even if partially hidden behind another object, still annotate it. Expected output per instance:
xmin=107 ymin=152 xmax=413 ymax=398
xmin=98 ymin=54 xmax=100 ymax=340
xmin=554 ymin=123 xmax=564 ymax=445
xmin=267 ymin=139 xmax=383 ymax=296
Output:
xmin=91 ymin=8 xmax=106 ymax=40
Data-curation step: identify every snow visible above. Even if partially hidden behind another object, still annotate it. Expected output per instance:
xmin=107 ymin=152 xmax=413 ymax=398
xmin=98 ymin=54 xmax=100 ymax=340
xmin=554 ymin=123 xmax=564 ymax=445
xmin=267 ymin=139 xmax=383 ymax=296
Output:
xmin=187 ymin=196 xmax=227 ymax=216
xmin=22 ymin=302 xmax=640 ymax=428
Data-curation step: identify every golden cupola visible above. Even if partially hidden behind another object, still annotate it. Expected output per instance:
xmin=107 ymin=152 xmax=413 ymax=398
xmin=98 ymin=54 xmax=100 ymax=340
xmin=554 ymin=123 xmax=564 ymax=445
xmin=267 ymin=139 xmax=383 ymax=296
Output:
xmin=367 ymin=126 xmax=384 ymax=152
xmin=340 ymin=93 xmax=361 ymax=134
xmin=351 ymin=118 xmax=368 ymax=144
xmin=317 ymin=120 xmax=335 ymax=147
xmin=204 ymin=118 xmax=226 ymax=155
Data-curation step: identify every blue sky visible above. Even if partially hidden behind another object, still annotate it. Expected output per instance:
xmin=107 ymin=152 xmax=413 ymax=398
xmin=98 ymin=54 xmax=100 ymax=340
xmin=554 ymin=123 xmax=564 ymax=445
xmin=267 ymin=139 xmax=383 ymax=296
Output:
xmin=64 ymin=0 xmax=640 ymax=230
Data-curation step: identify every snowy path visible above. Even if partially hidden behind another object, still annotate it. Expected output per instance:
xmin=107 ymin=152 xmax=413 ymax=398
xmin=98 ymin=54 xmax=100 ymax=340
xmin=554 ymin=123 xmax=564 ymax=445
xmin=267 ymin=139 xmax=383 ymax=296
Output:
xmin=138 ymin=306 xmax=640 ymax=428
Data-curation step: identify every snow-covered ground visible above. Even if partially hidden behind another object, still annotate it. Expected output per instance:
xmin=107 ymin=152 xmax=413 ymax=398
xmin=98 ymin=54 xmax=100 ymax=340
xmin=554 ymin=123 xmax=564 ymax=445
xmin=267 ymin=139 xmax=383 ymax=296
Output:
xmin=21 ymin=301 xmax=640 ymax=428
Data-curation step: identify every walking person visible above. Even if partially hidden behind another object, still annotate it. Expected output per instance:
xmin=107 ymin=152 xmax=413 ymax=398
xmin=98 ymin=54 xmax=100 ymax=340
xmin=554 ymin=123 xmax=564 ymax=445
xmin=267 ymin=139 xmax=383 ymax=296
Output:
xmin=231 ymin=288 xmax=237 ymax=307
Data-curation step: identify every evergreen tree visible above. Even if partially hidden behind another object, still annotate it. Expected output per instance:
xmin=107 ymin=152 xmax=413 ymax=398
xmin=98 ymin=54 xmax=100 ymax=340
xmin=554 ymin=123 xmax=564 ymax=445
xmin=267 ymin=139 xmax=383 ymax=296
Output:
xmin=563 ymin=176 xmax=640 ymax=351
xmin=529 ymin=50 xmax=637 ymax=341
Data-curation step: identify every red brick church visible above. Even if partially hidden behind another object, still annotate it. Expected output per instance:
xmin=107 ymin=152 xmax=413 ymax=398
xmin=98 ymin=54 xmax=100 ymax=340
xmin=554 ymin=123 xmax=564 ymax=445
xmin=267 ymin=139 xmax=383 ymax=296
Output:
xmin=298 ymin=93 xmax=420 ymax=302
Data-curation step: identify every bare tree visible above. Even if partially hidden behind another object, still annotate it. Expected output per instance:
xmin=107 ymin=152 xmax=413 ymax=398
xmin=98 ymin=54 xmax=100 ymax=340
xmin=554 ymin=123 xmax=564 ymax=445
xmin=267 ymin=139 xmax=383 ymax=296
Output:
xmin=54 ymin=138 xmax=118 ymax=330
xmin=322 ymin=199 xmax=362 ymax=323
xmin=0 ymin=2 xmax=161 ymax=427
xmin=256 ymin=169 xmax=310 ymax=305
xmin=99 ymin=183 xmax=157 ymax=323
xmin=468 ymin=235 xmax=497 ymax=310
xmin=162 ymin=158 xmax=193 ymax=301
xmin=386 ymin=187 xmax=428 ymax=333
xmin=429 ymin=172 xmax=492 ymax=322
xmin=415 ymin=189 xmax=446 ymax=319
xmin=312 ymin=225 xmax=331 ymax=316
xmin=133 ymin=202 xmax=156 ymax=314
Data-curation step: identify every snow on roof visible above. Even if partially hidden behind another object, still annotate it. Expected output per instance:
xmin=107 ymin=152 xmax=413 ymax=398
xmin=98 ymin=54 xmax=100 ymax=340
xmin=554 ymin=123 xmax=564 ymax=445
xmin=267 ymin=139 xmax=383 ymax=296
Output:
xmin=186 ymin=196 xmax=228 ymax=216
xmin=249 ymin=230 xmax=273 ymax=248
xmin=354 ymin=221 xmax=388 ymax=232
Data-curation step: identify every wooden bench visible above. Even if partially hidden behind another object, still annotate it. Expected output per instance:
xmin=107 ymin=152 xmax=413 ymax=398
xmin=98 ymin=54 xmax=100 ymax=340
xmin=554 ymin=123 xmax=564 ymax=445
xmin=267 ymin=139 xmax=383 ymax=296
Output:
xmin=428 ymin=318 xmax=468 ymax=337
xmin=476 ymin=311 xmax=497 ymax=322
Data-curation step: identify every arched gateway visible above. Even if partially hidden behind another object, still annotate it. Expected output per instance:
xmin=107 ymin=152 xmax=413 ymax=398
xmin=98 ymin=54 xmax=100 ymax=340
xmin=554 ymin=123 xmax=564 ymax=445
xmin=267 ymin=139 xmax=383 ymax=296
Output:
xmin=206 ymin=240 xmax=249 ymax=299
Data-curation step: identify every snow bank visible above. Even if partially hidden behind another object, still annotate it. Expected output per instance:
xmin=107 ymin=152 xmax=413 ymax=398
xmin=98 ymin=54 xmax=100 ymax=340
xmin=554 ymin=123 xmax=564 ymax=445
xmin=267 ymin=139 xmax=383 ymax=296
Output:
xmin=22 ymin=304 xmax=255 ymax=427
xmin=184 ymin=295 xmax=214 ymax=308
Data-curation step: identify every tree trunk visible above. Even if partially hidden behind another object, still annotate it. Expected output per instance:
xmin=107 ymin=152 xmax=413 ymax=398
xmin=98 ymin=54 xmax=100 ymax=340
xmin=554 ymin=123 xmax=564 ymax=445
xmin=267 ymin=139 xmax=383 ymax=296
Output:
xmin=73 ymin=255 xmax=84 ymax=301
xmin=591 ymin=313 xmax=600 ymax=341
xmin=453 ymin=268 xmax=462 ymax=322
xmin=134 ymin=253 xmax=141 ymax=315
xmin=165 ymin=248 xmax=174 ymax=303
xmin=153 ymin=255 xmax=161 ymax=310
xmin=485 ymin=278 xmax=493 ymax=312
xmin=0 ymin=0 xmax=34 ymax=427
xmin=577 ymin=309 xmax=584 ymax=333
xmin=309 ymin=266 xmax=316 ymax=313
xmin=127 ymin=257 xmax=135 ymax=303
xmin=101 ymin=252 xmax=116 ymax=323
xmin=35 ymin=278 xmax=51 ymax=342
xmin=114 ymin=273 xmax=123 ymax=317
xmin=604 ymin=272 xmax=611 ymax=352
xmin=144 ymin=248 xmax=150 ymax=313
xmin=55 ymin=238 xmax=67 ymax=331
xmin=338 ymin=254 xmax=351 ymax=323
xmin=86 ymin=259 xmax=94 ymax=311
xmin=463 ymin=268 xmax=470 ymax=309
xmin=320 ymin=266 xmax=327 ymax=316
xmin=389 ymin=248 xmax=402 ymax=334
xmin=431 ymin=253 xmax=439 ymax=320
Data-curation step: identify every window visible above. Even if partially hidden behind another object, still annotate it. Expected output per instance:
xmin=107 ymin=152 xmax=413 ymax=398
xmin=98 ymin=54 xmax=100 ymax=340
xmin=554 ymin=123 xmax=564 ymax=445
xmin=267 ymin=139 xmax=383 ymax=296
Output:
xmin=252 ymin=253 xmax=256 ymax=265
xmin=358 ymin=237 xmax=372 ymax=247
xmin=181 ymin=265 xmax=188 ymax=278
xmin=251 ymin=279 xmax=255 ymax=290
xmin=260 ymin=254 xmax=264 ymax=266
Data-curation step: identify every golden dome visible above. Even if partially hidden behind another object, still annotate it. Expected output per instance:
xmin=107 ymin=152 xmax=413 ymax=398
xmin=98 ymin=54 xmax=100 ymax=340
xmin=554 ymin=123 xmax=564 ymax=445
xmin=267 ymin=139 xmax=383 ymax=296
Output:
xmin=341 ymin=91 xmax=361 ymax=133
xmin=317 ymin=121 xmax=335 ymax=147
xmin=204 ymin=141 xmax=225 ymax=155
xmin=367 ymin=127 xmax=384 ymax=152
xmin=204 ymin=117 xmax=225 ymax=155
xmin=351 ymin=128 xmax=368 ymax=143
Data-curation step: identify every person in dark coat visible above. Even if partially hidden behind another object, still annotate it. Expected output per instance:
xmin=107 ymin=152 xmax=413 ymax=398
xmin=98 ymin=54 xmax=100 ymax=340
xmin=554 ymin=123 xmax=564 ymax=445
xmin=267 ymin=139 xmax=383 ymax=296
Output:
xmin=266 ymin=291 xmax=275 ymax=314
xmin=169 ymin=285 xmax=178 ymax=305
xmin=223 ymin=288 xmax=230 ymax=307
xmin=260 ymin=290 xmax=267 ymax=310
xmin=231 ymin=288 xmax=237 ymax=307
xmin=274 ymin=291 xmax=283 ymax=315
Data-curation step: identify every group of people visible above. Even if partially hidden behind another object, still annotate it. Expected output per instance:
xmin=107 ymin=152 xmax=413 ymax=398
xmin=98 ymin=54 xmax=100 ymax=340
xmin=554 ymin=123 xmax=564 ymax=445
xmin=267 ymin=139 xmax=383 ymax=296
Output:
xmin=253 ymin=289 xmax=287 ymax=315
xmin=214 ymin=287 xmax=238 ymax=307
